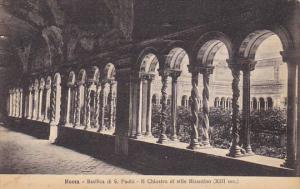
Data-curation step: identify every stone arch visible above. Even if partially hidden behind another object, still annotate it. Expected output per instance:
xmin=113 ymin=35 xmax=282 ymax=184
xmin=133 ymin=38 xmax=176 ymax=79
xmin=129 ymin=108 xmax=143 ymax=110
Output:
xmin=252 ymin=97 xmax=258 ymax=110
xmin=267 ymin=97 xmax=273 ymax=109
xmin=103 ymin=63 xmax=116 ymax=81
xmin=77 ymin=69 xmax=87 ymax=84
xmin=87 ymin=66 xmax=100 ymax=84
xmin=239 ymin=26 xmax=293 ymax=60
xmin=137 ymin=47 xmax=159 ymax=74
xmin=192 ymin=31 xmax=233 ymax=66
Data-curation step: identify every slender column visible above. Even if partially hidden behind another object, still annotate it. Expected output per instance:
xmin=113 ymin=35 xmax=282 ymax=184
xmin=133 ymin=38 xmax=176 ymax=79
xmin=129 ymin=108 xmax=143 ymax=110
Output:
xmin=94 ymin=85 xmax=101 ymax=128
xmin=157 ymin=70 xmax=170 ymax=144
xmin=135 ymin=78 xmax=143 ymax=139
xmin=9 ymin=90 xmax=12 ymax=116
xmin=49 ymin=82 xmax=57 ymax=125
xmin=170 ymin=71 xmax=181 ymax=141
xmin=65 ymin=87 xmax=71 ymax=126
xmin=98 ymin=82 xmax=107 ymax=132
xmin=297 ymin=59 xmax=300 ymax=175
xmin=109 ymin=81 xmax=116 ymax=131
xmin=282 ymin=52 xmax=298 ymax=168
xmin=11 ymin=91 xmax=15 ymax=117
xmin=38 ymin=88 xmax=43 ymax=121
xmin=27 ymin=87 xmax=33 ymax=119
xmin=187 ymin=69 xmax=201 ymax=149
xmin=241 ymin=60 xmax=256 ymax=155
xmin=145 ymin=74 xmax=155 ymax=137
xmin=227 ymin=62 xmax=244 ymax=157
xmin=74 ymin=83 xmax=82 ymax=127
xmin=199 ymin=66 xmax=214 ymax=147
xmin=32 ymin=87 xmax=38 ymax=120
xmin=85 ymin=84 xmax=92 ymax=129
xmin=16 ymin=90 xmax=20 ymax=117
xmin=43 ymin=87 xmax=51 ymax=122
xmin=20 ymin=89 xmax=23 ymax=118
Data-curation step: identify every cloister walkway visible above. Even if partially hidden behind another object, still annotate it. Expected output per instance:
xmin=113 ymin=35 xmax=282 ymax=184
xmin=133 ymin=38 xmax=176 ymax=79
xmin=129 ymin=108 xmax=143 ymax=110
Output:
xmin=0 ymin=124 xmax=138 ymax=175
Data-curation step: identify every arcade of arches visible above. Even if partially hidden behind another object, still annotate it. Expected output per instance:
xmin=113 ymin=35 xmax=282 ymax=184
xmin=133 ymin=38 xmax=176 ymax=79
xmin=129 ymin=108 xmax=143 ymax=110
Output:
xmin=1 ymin=0 xmax=300 ymax=175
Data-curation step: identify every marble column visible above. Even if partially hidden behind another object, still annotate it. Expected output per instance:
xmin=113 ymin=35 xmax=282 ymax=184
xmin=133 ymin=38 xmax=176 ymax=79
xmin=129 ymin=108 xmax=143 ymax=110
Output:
xmin=227 ymin=62 xmax=244 ymax=157
xmin=27 ymin=87 xmax=33 ymax=119
xmin=85 ymin=84 xmax=92 ymax=129
xmin=187 ymin=69 xmax=201 ymax=149
xmin=65 ymin=86 xmax=72 ymax=126
xmin=32 ymin=87 xmax=38 ymax=120
xmin=281 ymin=51 xmax=298 ymax=168
xmin=74 ymin=83 xmax=82 ymax=127
xmin=170 ymin=71 xmax=181 ymax=141
xmin=20 ymin=89 xmax=23 ymax=118
xmin=94 ymin=85 xmax=101 ymax=129
xmin=109 ymin=81 xmax=116 ymax=131
xmin=145 ymin=74 xmax=155 ymax=137
xmin=157 ymin=70 xmax=170 ymax=144
xmin=9 ymin=90 xmax=12 ymax=116
xmin=38 ymin=88 xmax=44 ymax=121
xmin=135 ymin=77 xmax=144 ymax=139
xmin=98 ymin=82 xmax=107 ymax=132
xmin=43 ymin=86 xmax=51 ymax=122
xmin=241 ymin=59 xmax=256 ymax=155
xmin=199 ymin=65 xmax=214 ymax=147
xmin=15 ymin=90 xmax=20 ymax=118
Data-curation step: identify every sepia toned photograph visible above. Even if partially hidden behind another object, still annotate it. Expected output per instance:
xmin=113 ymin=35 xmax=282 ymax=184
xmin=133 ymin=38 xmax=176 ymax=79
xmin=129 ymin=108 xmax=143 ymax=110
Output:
xmin=0 ymin=0 xmax=299 ymax=188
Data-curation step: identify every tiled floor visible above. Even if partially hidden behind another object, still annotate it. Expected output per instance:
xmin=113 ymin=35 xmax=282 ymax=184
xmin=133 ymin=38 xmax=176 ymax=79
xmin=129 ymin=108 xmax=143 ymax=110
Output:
xmin=0 ymin=125 xmax=138 ymax=174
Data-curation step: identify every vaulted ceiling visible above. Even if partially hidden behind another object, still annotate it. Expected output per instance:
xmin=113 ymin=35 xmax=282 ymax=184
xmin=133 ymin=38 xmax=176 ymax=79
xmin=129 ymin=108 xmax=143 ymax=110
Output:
xmin=0 ymin=0 xmax=294 ymax=73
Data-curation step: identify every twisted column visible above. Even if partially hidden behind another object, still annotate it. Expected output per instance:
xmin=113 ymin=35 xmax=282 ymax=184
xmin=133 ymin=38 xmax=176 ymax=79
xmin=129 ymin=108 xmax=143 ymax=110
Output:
xmin=170 ymin=71 xmax=181 ymax=141
xmin=109 ymin=81 xmax=116 ymax=131
xmin=227 ymin=63 xmax=244 ymax=157
xmin=74 ymin=83 xmax=81 ymax=127
xmin=43 ymin=86 xmax=51 ymax=122
xmin=85 ymin=84 xmax=92 ymax=129
xmin=187 ymin=71 xmax=201 ymax=149
xmin=199 ymin=66 xmax=214 ymax=147
xmin=49 ymin=82 xmax=57 ymax=126
xmin=98 ymin=82 xmax=107 ymax=132
xmin=94 ymin=85 xmax=101 ymax=129
xmin=157 ymin=71 xmax=170 ymax=144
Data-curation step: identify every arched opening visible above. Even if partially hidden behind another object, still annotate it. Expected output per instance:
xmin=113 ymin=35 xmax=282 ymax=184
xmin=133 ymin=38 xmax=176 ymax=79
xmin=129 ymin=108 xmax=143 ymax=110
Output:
xmin=100 ymin=63 xmax=116 ymax=133
xmin=259 ymin=97 xmax=265 ymax=111
xmin=252 ymin=97 xmax=258 ymax=110
xmin=267 ymin=97 xmax=273 ymax=109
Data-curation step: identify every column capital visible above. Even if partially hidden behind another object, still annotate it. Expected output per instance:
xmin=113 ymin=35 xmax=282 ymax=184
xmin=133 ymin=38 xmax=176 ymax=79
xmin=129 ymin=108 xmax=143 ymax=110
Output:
xmin=281 ymin=49 xmax=300 ymax=65
xmin=158 ymin=69 xmax=172 ymax=77
xmin=199 ymin=64 xmax=215 ymax=75
xmin=169 ymin=70 xmax=182 ymax=80
xmin=240 ymin=58 xmax=257 ymax=72
xmin=140 ymin=73 xmax=155 ymax=81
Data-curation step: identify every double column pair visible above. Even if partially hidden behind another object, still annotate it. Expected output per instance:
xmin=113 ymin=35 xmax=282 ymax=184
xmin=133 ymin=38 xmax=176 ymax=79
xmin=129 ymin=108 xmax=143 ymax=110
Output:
xmin=135 ymin=74 xmax=155 ymax=139
xmin=72 ymin=81 xmax=116 ymax=132
xmin=227 ymin=58 xmax=256 ymax=157
xmin=186 ymin=65 xmax=213 ymax=149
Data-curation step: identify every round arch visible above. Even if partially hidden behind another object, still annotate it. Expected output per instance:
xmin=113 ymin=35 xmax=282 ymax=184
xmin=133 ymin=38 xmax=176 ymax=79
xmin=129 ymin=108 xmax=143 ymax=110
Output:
xmin=192 ymin=31 xmax=233 ymax=67
xmin=239 ymin=26 xmax=293 ymax=60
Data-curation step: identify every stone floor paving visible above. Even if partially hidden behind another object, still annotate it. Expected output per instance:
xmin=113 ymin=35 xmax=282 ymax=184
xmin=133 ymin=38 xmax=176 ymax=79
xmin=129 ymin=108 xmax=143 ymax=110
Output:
xmin=0 ymin=125 xmax=138 ymax=174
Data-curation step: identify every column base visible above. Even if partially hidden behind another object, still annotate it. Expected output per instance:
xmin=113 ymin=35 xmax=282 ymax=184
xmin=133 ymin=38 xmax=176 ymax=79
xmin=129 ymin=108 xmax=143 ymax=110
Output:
xmin=157 ymin=134 xmax=168 ymax=144
xmin=244 ymin=145 xmax=255 ymax=156
xmin=227 ymin=145 xmax=246 ymax=158
xmin=281 ymin=159 xmax=296 ymax=169
xmin=49 ymin=123 xmax=59 ymax=144
xmin=135 ymin=133 xmax=143 ymax=139
xmin=187 ymin=139 xmax=201 ymax=150
xmin=170 ymin=135 xmax=179 ymax=142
